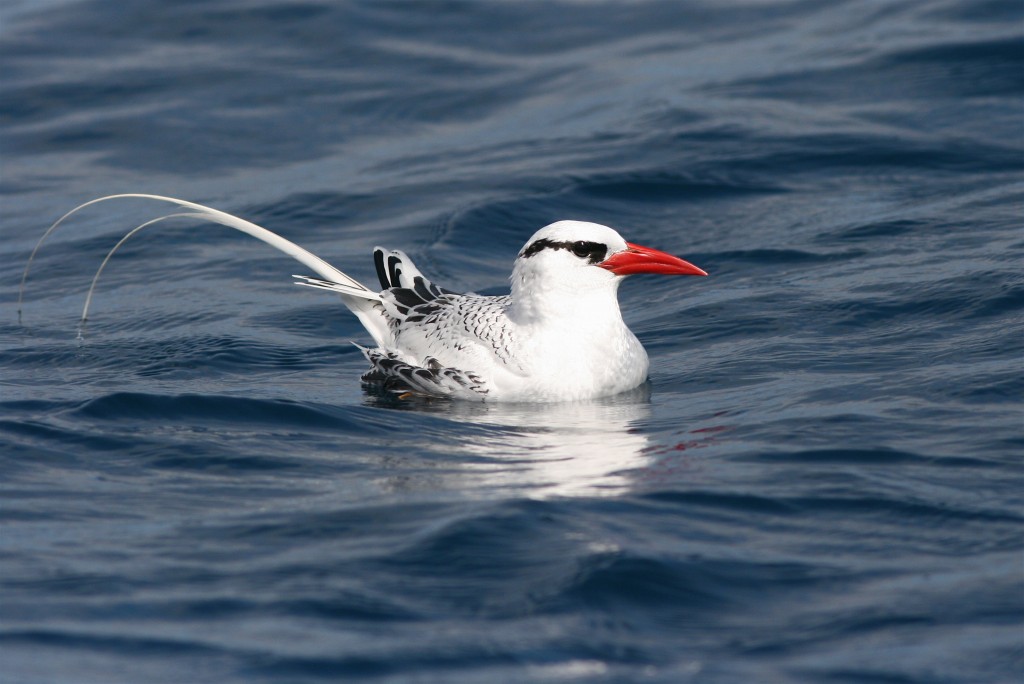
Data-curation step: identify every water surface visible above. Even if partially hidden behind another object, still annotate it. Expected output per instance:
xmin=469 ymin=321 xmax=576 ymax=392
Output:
xmin=1 ymin=1 xmax=1022 ymax=682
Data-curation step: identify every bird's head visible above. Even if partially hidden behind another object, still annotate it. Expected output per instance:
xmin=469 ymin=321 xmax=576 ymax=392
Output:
xmin=509 ymin=221 xmax=706 ymax=321
xmin=513 ymin=220 xmax=706 ymax=289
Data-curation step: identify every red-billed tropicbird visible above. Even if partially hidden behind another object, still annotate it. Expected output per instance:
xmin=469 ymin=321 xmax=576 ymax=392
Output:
xmin=295 ymin=220 xmax=706 ymax=402
xmin=23 ymin=197 xmax=706 ymax=402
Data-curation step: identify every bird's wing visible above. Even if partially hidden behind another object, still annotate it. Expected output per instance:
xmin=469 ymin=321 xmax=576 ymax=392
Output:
xmin=375 ymin=248 xmax=531 ymax=379
xmin=386 ymin=292 xmax=526 ymax=375
xmin=314 ymin=247 xmax=526 ymax=389
xmin=357 ymin=345 xmax=490 ymax=399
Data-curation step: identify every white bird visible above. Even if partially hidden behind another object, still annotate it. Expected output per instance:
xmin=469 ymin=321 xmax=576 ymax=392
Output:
xmin=22 ymin=196 xmax=706 ymax=403
xmin=296 ymin=220 xmax=707 ymax=402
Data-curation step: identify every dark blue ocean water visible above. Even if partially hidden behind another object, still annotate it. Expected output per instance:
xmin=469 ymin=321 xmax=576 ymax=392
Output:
xmin=2 ymin=1 xmax=1022 ymax=682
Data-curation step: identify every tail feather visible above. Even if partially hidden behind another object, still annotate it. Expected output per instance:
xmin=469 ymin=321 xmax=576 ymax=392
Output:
xmin=293 ymin=274 xmax=382 ymax=301
xmin=22 ymin=193 xmax=392 ymax=347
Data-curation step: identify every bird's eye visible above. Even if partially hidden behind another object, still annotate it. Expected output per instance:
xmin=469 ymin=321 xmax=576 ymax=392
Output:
xmin=571 ymin=241 xmax=591 ymax=258
xmin=568 ymin=241 xmax=607 ymax=263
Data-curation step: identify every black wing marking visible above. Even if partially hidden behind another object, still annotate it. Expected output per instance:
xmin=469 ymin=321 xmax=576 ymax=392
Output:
xmin=372 ymin=249 xmax=408 ymax=290
xmin=374 ymin=250 xmax=390 ymax=290
xmin=374 ymin=247 xmax=462 ymax=308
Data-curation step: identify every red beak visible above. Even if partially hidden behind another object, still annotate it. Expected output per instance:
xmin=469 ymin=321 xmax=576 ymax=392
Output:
xmin=599 ymin=242 xmax=708 ymax=276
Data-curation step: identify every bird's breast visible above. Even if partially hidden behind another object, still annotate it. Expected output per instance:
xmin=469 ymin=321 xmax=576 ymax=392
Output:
xmin=506 ymin=320 xmax=649 ymax=400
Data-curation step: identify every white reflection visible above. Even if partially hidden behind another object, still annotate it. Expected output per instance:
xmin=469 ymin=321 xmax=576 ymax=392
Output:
xmin=437 ymin=386 xmax=653 ymax=498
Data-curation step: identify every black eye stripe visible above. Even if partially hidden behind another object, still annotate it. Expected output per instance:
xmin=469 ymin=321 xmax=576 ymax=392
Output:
xmin=520 ymin=238 xmax=608 ymax=264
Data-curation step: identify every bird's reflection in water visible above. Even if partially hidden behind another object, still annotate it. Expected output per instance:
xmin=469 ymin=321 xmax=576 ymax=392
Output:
xmin=368 ymin=385 xmax=656 ymax=499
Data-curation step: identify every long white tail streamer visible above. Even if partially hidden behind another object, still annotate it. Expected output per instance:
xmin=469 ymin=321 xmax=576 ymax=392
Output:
xmin=80 ymin=212 xmax=205 ymax=323
xmin=20 ymin=194 xmax=391 ymax=346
